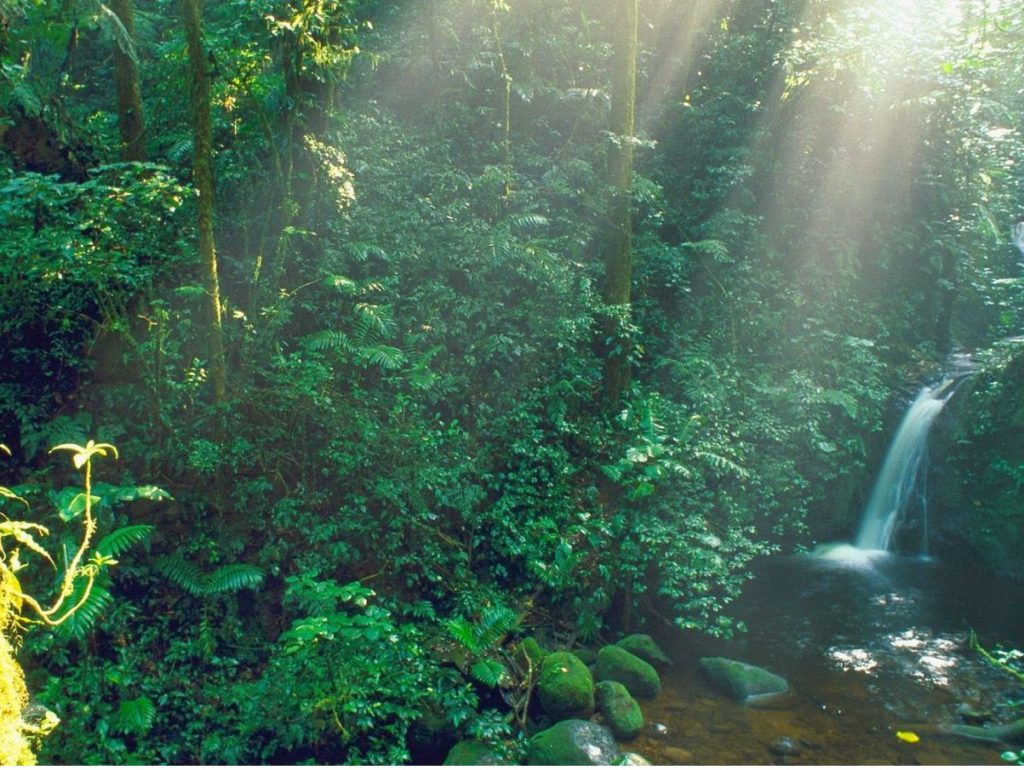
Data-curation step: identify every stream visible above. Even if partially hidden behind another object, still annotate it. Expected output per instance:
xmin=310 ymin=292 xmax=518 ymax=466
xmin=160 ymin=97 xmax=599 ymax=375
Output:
xmin=625 ymin=551 xmax=1024 ymax=765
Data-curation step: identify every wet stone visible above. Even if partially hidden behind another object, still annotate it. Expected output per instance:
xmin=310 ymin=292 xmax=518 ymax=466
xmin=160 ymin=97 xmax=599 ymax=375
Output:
xmin=770 ymin=736 xmax=802 ymax=757
xmin=647 ymin=722 xmax=669 ymax=737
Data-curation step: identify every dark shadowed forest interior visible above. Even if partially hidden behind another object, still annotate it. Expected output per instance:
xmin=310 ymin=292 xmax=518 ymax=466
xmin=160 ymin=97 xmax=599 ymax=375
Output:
xmin=2 ymin=0 xmax=1024 ymax=765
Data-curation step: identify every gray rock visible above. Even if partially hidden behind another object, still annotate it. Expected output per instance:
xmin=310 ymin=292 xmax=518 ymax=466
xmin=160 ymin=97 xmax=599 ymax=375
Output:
xmin=526 ymin=719 xmax=620 ymax=765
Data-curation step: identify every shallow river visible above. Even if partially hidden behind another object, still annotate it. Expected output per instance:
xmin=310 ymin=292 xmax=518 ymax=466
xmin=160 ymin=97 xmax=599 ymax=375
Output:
xmin=622 ymin=549 xmax=1024 ymax=765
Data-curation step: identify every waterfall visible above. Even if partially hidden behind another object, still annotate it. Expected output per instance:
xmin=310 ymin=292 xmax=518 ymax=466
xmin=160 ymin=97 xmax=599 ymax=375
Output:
xmin=854 ymin=377 xmax=958 ymax=552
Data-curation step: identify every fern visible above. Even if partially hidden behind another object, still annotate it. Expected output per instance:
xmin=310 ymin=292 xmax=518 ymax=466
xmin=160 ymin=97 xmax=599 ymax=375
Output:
xmin=681 ymin=239 xmax=731 ymax=263
xmin=445 ymin=618 xmax=478 ymax=651
xmin=155 ymin=554 xmax=208 ymax=596
xmin=507 ymin=213 xmax=549 ymax=231
xmin=304 ymin=329 xmax=353 ymax=353
xmin=55 ymin=582 xmax=114 ymax=641
xmin=115 ymin=696 xmax=155 ymax=736
xmin=357 ymin=344 xmax=406 ymax=370
xmin=470 ymin=659 xmax=508 ymax=688
xmin=96 ymin=525 xmax=155 ymax=559
xmin=475 ymin=606 xmax=519 ymax=651
xmin=205 ymin=564 xmax=264 ymax=594
xmin=155 ymin=555 xmax=263 ymax=596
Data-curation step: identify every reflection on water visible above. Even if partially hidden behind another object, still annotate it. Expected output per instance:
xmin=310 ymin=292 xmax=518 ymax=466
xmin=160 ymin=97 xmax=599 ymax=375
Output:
xmin=624 ymin=552 xmax=1024 ymax=765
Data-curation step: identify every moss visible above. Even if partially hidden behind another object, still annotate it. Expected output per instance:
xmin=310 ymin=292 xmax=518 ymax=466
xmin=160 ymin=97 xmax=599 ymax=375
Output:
xmin=594 ymin=680 xmax=644 ymax=740
xmin=443 ymin=739 xmax=504 ymax=765
xmin=514 ymin=637 xmax=549 ymax=674
xmin=594 ymin=645 xmax=661 ymax=699
xmin=699 ymin=657 xmax=789 ymax=702
xmin=538 ymin=651 xmax=595 ymax=721
xmin=615 ymin=634 xmax=671 ymax=668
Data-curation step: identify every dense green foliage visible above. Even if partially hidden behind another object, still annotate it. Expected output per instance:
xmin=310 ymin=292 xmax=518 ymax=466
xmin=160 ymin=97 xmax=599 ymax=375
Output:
xmin=1 ymin=0 xmax=1022 ymax=763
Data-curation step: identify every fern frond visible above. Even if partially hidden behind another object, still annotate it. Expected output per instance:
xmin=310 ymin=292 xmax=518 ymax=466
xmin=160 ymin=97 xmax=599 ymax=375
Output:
xmin=694 ymin=450 xmax=750 ymax=479
xmin=681 ymin=239 xmax=731 ymax=263
xmin=507 ymin=213 xmax=549 ymax=231
xmin=470 ymin=658 xmax=507 ymax=688
xmin=96 ymin=525 xmax=154 ymax=559
xmin=354 ymin=303 xmax=397 ymax=338
xmin=116 ymin=696 xmax=156 ymax=736
xmin=205 ymin=564 xmax=264 ymax=594
xmin=55 ymin=581 xmax=113 ymax=640
xmin=343 ymin=241 xmax=389 ymax=262
xmin=155 ymin=554 xmax=208 ymax=596
xmin=445 ymin=617 xmax=478 ymax=651
xmin=475 ymin=606 xmax=519 ymax=650
xmin=356 ymin=344 xmax=407 ymax=370
xmin=304 ymin=329 xmax=354 ymax=353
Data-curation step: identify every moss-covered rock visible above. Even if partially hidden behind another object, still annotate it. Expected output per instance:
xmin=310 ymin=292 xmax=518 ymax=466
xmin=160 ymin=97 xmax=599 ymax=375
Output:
xmin=538 ymin=651 xmax=595 ymax=720
xmin=700 ymin=657 xmax=789 ymax=702
xmin=443 ymin=739 xmax=504 ymax=765
xmin=615 ymin=634 xmax=672 ymax=668
xmin=594 ymin=645 xmax=661 ymax=699
xmin=526 ymin=719 xmax=619 ymax=765
xmin=573 ymin=647 xmax=597 ymax=666
xmin=595 ymin=680 xmax=644 ymax=740
xmin=514 ymin=637 xmax=549 ymax=673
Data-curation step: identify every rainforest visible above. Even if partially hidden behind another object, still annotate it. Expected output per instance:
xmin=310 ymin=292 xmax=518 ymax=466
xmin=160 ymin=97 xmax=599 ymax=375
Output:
xmin=1 ymin=0 xmax=1023 ymax=765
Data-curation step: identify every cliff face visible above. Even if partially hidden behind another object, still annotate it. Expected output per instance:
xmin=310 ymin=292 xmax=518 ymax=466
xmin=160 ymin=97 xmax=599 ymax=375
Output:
xmin=929 ymin=341 xmax=1024 ymax=577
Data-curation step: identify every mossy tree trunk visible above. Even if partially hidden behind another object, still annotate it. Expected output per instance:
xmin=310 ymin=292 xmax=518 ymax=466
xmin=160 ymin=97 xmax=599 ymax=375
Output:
xmin=111 ymin=0 xmax=145 ymax=162
xmin=601 ymin=0 xmax=638 ymax=408
xmin=180 ymin=0 xmax=227 ymax=405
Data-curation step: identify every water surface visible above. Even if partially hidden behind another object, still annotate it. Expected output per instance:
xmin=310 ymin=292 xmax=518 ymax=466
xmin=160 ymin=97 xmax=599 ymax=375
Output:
xmin=623 ymin=551 xmax=1024 ymax=765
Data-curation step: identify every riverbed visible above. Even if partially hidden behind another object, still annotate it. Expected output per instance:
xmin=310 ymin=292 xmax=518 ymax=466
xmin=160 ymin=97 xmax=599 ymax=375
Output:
xmin=622 ymin=550 xmax=1024 ymax=765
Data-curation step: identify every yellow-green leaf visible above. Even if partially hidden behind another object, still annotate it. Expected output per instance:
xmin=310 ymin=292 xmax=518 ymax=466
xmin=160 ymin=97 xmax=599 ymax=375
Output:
xmin=896 ymin=731 xmax=920 ymax=744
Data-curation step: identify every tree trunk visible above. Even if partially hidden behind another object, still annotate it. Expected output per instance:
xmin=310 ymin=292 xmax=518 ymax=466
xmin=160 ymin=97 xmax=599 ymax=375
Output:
xmin=180 ymin=0 xmax=227 ymax=404
xmin=600 ymin=0 xmax=638 ymax=407
xmin=111 ymin=0 xmax=145 ymax=161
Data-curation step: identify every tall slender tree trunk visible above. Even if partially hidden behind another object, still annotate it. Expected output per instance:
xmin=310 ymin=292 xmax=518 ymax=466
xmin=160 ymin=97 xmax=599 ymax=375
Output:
xmin=600 ymin=0 xmax=638 ymax=407
xmin=111 ymin=0 xmax=145 ymax=161
xmin=180 ymin=0 xmax=227 ymax=405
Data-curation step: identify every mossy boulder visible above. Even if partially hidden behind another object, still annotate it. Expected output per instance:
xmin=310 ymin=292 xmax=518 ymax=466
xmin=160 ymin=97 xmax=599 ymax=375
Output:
xmin=443 ymin=739 xmax=504 ymax=765
xmin=526 ymin=719 xmax=619 ymax=765
xmin=594 ymin=645 xmax=661 ymax=699
xmin=699 ymin=657 xmax=789 ymax=702
xmin=573 ymin=647 xmax=597 ymax=666
xmin=514 ymin=637 xmax=549 ymax=673
xmin=595 ymin=680 xmax=644 ymax=740
xmin=615 ymin=634 xmax=672 ymax=668
xmin=538 ymin=651 xmax=595 ymax=720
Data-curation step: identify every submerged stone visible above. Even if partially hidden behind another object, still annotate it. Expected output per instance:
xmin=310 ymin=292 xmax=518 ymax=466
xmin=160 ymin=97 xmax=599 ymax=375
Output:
xmin=538 ymin=651 xmax=595 ymax=721
xmin=615 ymin=634 xmax=672 ymax=668
xmin=595 ymin=645 xmax=661 ymax=699
xmin=770 ymin=736 xmax=802 ymax=756
xmin=700 ymin=657 xmax=789 ymax=702
xmin=526 ymin=719 xmax=619 ymax=765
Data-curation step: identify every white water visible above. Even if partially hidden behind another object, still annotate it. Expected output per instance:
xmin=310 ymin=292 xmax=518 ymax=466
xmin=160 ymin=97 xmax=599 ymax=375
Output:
xmin=853 ymin=379 xmax=956 ymax=551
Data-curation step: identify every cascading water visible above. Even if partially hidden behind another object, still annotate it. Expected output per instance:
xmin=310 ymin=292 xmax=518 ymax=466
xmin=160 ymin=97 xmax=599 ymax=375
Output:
xmin=853 ymin=378 xmax=956 ymax=552
xmin=813 ymin=355 xmax=973 ymax=566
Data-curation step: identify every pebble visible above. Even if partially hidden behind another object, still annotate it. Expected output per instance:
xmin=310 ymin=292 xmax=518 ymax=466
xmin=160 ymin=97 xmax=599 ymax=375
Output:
xmin=661 ymin=747 xmax=694 ymax=764
xmin=770 ymin=736 xmax=802 ymax=757
xmin=648 ymin=722 xmax=669 ymax=737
